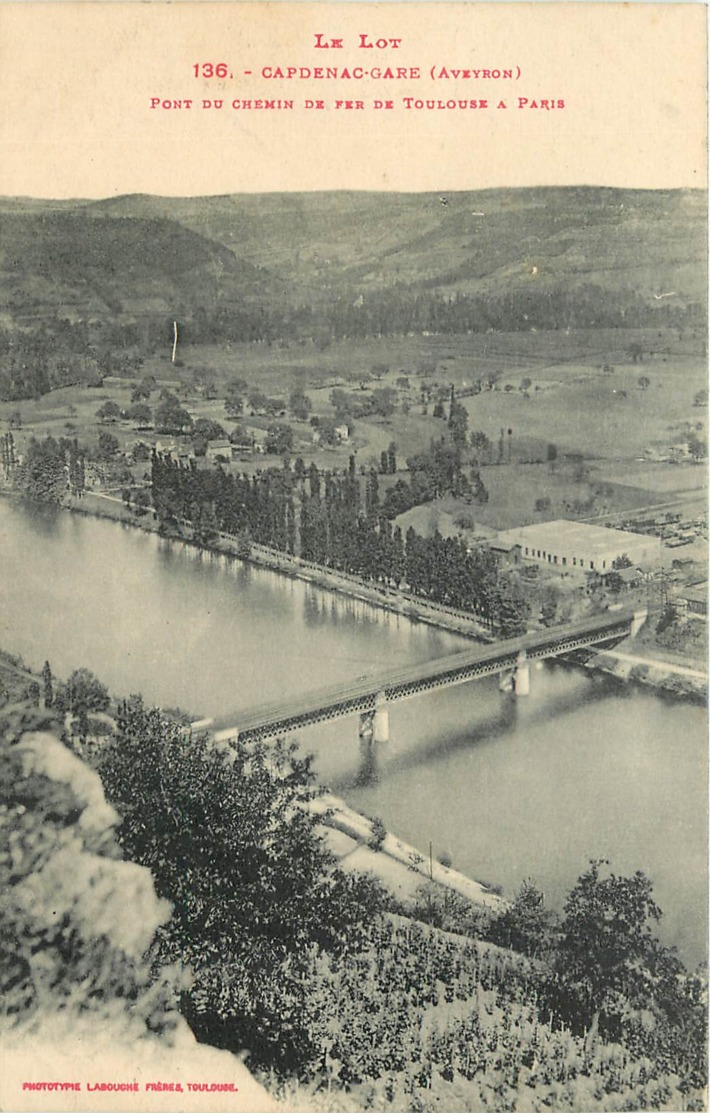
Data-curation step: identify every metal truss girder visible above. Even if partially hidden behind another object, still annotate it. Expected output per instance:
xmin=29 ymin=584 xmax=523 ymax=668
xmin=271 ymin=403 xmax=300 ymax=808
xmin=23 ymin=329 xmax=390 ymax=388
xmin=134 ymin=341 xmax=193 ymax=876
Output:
xmin=217 ymin=618 xmax=632 ymax=743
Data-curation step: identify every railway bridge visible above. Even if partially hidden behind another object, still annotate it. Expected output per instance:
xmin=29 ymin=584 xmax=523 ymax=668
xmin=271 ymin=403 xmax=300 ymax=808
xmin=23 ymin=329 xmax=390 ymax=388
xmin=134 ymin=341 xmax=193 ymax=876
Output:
xmin=192 ymin=609 xmax=646 ymax=746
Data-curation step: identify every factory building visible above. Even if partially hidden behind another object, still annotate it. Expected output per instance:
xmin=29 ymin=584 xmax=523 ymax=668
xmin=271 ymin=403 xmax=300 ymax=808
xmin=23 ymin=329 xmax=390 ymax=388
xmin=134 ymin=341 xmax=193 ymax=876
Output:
xmin=494 ymin=520 xmax=662 ymax=573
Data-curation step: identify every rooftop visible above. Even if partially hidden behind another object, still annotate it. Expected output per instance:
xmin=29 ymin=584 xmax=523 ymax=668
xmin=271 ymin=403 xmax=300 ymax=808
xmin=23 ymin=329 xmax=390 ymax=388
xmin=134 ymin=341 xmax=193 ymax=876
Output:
xmin=496 ymin=519 xmax=659 ymax=558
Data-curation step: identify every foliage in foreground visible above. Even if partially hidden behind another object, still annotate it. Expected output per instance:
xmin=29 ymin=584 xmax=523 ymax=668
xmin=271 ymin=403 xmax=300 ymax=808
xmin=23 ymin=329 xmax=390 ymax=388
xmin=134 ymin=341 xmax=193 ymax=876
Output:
xmin=1 ymin=652 xmax=706 ymax=1111
xmin=97 ymin=698 xmax=388 ymax=1071
xmin=265 ymin=918 xmax=705 ymax=1112
xmin=93 ymin=696 xmax=706 ymax=1107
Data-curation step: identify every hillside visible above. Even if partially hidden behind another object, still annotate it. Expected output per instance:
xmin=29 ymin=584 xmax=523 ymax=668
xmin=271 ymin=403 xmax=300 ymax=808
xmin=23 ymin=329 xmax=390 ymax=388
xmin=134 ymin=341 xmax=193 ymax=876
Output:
xmin=2 ymin=694 xmax=705 ymax=1113
xmin=0 ymin=187 xmax=705 ymax=329
xmin=0 ymin=208 xmax=278 ymax=328
xmin=84 ymin=187 xmax=707 ymax=307
xmin=0 ymin=710 xmax=273 ymax=1111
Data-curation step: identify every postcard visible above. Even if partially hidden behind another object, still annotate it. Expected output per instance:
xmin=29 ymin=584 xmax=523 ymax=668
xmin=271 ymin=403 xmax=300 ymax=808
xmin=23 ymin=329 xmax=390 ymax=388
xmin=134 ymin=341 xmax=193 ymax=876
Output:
xmin=0 ymin=2 xmax=707 ymax=1112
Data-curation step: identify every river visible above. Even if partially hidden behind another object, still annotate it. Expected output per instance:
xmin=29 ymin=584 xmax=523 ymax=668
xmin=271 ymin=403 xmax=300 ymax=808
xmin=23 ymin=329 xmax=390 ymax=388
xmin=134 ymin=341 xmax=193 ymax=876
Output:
xmin=1 ymin=500 xmax=706 ymax=964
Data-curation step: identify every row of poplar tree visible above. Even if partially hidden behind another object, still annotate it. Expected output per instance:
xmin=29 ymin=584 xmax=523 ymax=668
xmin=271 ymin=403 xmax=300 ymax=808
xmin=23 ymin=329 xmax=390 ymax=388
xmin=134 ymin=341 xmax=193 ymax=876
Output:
xmin=150 ymin=452 xmax=530 ymax=635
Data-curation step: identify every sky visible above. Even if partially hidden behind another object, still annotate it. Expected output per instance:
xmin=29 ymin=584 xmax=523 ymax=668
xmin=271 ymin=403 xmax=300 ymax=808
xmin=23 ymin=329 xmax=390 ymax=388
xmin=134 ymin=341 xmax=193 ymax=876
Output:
xmin=0 ymin=2 xmax=706 ymax=198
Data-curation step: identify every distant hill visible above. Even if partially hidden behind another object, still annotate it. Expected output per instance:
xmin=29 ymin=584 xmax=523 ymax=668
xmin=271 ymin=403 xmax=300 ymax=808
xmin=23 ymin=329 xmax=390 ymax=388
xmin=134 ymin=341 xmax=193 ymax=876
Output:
xmin=84 ymin=187 xmax=707 ymax=306
xmin=0 ymin=208 xmax=277 ymax=327
xmin=0 ymin=187 xmax=705 ymax=335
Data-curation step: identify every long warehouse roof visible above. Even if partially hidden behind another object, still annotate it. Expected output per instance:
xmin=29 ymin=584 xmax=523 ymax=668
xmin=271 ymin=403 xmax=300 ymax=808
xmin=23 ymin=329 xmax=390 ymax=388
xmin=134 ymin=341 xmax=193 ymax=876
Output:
xmin=496 ymin=519 xmax=658 ymax=557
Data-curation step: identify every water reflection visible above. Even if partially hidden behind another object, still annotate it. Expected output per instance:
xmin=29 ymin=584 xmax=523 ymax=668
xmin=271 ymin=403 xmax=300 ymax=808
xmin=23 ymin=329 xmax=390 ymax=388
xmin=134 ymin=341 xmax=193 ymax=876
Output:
xmin=355 ymin=735 xmax=378 ymax=787
xmin=1 ymin=500 xmax=706 ymax=964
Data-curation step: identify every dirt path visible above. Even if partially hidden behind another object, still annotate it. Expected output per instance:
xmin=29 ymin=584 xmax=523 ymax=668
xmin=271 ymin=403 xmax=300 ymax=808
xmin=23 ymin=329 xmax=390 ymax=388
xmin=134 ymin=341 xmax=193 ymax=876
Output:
xmin=603 ymin=648 xmax=708 ymax=681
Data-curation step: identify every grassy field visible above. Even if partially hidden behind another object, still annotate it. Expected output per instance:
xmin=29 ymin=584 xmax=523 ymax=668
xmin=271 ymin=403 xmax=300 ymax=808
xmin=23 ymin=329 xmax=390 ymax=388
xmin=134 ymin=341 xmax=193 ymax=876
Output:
xmin=596 ymin=462 xmax=707 ymax=493
xmin=2 ymin=327 xmax=705 ymax=538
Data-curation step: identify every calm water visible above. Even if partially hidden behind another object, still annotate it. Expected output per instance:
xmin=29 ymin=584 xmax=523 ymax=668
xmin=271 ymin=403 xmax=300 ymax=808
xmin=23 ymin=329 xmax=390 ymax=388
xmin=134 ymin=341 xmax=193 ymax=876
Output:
xmin=1 ymin=501 xmax=706 ymax=964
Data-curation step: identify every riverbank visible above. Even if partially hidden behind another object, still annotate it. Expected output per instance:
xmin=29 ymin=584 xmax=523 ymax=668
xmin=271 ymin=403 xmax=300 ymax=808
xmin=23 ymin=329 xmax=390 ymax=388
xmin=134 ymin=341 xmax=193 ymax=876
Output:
xmin=586 ymin=642 xmax=707 ymax=701
xmin=309 ymin=792 xmax=508 ymax=914
xmin=55 ymin=490 xmax=496 ymax=641
xmin=1 ymin=639 xmax=505 ymax=917
xmin=2 ymin=493 xmax=706 ymax=962
xmin=6 ymin=487 xmax=706 ymax=701
xmin=62 ymin=491 xmax=710 ymax=701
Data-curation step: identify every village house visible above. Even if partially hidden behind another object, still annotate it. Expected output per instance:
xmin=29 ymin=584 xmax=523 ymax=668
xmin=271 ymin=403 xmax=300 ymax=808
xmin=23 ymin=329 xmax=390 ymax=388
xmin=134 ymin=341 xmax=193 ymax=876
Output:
xmin=678 ymin=580 xmax=708 ymax=619
xmin=334 ymin=423 xmax=350 ymax=444
xmin=488 ymin=538 xmax=522 ymax=565
xmin=205 ymin=439 xmax=233 ymax=463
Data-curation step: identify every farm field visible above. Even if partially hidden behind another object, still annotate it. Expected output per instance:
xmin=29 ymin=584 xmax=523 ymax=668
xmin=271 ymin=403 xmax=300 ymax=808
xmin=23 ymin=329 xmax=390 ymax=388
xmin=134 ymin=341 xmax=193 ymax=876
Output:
xmin=456 ymin=359 xmax=705 ymax=461
xmin=2 ymin=326 xmax=705 ymax=534
xmin=595 ymin=462 xmax=707 ymax=493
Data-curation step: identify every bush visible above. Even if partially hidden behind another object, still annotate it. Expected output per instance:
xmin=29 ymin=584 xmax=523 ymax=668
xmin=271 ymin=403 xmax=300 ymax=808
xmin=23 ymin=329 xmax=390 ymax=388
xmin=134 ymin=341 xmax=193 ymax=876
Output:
xmin=97 ymin=700 xmax=388 ymax=1073
xmin=367 ymin=816 xmax=387 ymax=851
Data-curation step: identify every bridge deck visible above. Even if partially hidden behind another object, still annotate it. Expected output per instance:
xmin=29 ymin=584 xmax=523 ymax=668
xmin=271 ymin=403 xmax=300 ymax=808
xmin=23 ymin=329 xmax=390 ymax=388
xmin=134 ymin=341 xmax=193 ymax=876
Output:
xmin=201 ymin=611 xmax=637 ymax=743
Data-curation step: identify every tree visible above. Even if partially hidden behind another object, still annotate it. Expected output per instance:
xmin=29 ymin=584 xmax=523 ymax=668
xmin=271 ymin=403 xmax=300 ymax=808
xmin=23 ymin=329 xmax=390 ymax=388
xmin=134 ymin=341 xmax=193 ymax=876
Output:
xmin=448 ymin=399 xmax=469 ymax=447
xmin=547 ymin=860 xmax=665 ymax=1039
xmin=264 ymin=397 xmax=286 ymax=418
xmin=637 ymin=375 xmax=651 ymax=390
xmin=470 ymin=430 xmax=493 ymax=465
xmin=224 ymin=381 xmax=245 ymax=418
xmin=133 ymin=489 xmax=151 ymax=517
xmin=612 ymin=553 xmax=632 ymax=569
xmin=229 ymin=424 xmax=252 ymax=448
xmin=96 ymin=400 xmax=121 ymax=424
xmin=367 ymin=817 xmax=387 ymax=851
xmin=42 ymin=661 xmax=53 ymax=709
xmin=547 ymin=442 xmax=558 ymax=471
xmin=132 ymin=441 xmax=151 ymax=462
xmin=55 ymin=668 xmax=111 ymax=718
xmin=687 ymin=434 xmax=707 ymax=460
xmin=154 ymin=395 xmax=192 ymax=434
xmin=96 ymin=430 xmax=119 ymax=460
xmin=539 ymin=584 xmax=559 ymax=626
xmin=192 ymin=418 xmax=226 ymax=442
xmin=370 ymin=387 xmax=398 ymax=418
xmin=128 ymin=402 xmax=152 ymax=427
xmin=470 ymin=471 xmax=488 ymax=505
xmin=130 ymin=381 xmax=151 ymax=403
xmin=265 ymin=423 xmax=294 ymax=456
xmin=289 ymin=388 xmax=312 ymax=421
xmin=247 ymin=388 xmax=269 ymax=413
xmin=492 ymin=572 xmax=531 ymax=636
xmin=97 ymin=699 xmax=386 ymax=1072
xmin=498 ymin=428 xmax=505 ymax=463
xmin=14 ymin=436 xmax=66 ymax=506
xmin=628 ymin=342 xmax=644 ymax=363
xmin=488 ymin=879 xmax=557 ymax=958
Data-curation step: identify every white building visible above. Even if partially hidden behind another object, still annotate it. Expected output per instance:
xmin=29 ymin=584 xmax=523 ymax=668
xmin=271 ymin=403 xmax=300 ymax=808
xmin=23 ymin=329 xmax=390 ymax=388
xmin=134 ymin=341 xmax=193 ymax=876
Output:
xmin=495 ymin=520 xmax=662 ymax=573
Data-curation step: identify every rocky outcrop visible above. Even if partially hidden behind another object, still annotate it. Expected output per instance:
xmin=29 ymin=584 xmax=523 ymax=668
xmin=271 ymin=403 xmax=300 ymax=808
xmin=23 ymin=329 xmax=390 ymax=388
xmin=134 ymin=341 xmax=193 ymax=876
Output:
xmin=0 ymin=723 xmax=275 ymax=1111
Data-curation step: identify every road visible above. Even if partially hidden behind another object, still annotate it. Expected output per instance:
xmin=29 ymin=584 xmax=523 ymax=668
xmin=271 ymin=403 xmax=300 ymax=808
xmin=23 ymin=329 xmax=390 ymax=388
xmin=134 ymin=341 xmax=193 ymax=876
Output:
xmin=599 ymin=649 xmax=708 ymax=682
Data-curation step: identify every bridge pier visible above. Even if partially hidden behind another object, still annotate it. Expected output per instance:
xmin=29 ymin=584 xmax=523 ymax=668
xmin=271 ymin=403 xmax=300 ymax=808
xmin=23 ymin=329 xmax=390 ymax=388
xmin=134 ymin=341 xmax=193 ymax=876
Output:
xmin=373 ymin=691 xmax=390 ymax=743
xmin=630 ymin=608 xmax=648 ymax=638
xmin=513 ymin=651 xmax=530 ymax=696
xmin=499 ymin=669 xmax=514 ymax=693
xmin=204 ymin=612 xmax=639 ymax=742
xmin=358 ymin=710 xmax=374 ymax=741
